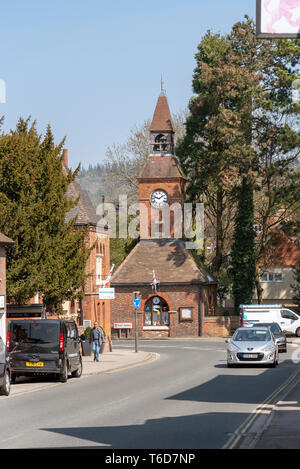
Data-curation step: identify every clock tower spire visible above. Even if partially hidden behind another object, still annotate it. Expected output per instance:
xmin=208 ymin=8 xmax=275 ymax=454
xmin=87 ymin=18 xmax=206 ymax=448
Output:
xmin=138 ymin=93 xmax=186 ymax=240
xmin=149 ymin=91 xmax=175 ymax=155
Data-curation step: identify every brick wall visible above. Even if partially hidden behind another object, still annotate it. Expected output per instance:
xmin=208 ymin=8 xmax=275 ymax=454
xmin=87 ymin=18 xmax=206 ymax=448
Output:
xmin=202 ymin=316 xmax=240 ymax=337
xmin=111 ymin=284 xmax=207 ymax=338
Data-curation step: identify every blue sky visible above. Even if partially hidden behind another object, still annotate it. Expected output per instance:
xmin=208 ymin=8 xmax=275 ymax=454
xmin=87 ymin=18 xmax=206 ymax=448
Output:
xmin=0 ymin=0 xmax=255 ymax=169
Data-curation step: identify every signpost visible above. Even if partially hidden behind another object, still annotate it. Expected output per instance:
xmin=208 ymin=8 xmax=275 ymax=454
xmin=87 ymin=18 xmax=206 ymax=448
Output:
xmin=133 ymin=291 xmax=141 ymax=353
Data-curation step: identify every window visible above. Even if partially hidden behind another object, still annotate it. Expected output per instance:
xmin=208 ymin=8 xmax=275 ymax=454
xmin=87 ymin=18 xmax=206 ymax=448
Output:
xmin=96 ymin=254 xmax=103 ymax=286
xmin=281 ymin=310 xmax=298 ymax=321
xmin=259 ymin=272 xmax=283 ymax=282
xmin=144 ymin=297 xmax=169 ymax=326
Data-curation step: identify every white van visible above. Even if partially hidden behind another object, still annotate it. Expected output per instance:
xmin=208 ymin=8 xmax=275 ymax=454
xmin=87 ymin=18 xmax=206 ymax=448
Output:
xmin=240 ymin=304 xmax=300 ymax=337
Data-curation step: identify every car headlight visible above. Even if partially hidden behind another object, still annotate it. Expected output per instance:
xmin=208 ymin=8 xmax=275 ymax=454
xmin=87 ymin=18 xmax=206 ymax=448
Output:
xmin=228 ymin=342 xmax=240 ymax=352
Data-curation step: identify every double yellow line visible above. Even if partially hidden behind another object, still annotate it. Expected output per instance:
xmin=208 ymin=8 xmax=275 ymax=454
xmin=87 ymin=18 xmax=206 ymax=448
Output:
xmin=223 ymin=367 xmax=300 ymax=449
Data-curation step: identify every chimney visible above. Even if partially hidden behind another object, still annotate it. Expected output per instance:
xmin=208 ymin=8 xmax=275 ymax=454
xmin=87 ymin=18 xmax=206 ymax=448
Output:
xmin=62 ymin=149 xmax=68 ymax=168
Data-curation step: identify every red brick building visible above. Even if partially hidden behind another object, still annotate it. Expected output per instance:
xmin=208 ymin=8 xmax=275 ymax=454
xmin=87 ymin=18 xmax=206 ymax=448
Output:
xmin=61 ymin=150 xmax=112 ymax=339
xmin=111 ymin=93 xmax=216 ymax=338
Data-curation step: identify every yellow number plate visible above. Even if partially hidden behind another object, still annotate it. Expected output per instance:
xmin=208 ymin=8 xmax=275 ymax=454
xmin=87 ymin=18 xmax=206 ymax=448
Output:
xmin=26 ymin=362 xmax=44 ymax=367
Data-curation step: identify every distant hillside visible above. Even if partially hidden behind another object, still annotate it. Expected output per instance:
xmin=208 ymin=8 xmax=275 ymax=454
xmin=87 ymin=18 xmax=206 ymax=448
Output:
xmin=78 ymin=164 xmax=109 ymax=207
xmin=78 ymin=163 xmax=135 ymax=209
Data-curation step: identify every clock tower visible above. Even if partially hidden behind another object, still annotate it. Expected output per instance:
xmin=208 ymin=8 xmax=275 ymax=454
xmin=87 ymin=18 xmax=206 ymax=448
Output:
xmin=138 ymin=91 xmax=186 ymax=240
xmin=111 ymin=91 xmax=217 ymax=339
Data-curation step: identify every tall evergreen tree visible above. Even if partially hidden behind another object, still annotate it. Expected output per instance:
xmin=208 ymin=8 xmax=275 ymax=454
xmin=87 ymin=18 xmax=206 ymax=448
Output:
xmin=0 ymin=118 xmax=91 ymax=311
xmin=176 ymin=16 xmax=300 ymax=299
xmin=230 ymin=177 xmax=256 ymax=313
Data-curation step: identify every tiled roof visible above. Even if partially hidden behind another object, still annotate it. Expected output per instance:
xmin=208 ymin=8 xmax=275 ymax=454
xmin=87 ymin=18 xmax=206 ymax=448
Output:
xmin=259 ymin=232 xmax=300 ymax=267
xmin=111 ymin=240 xmax=215 ymax=285
xmin=63 ymin=163 xmax=100 ymax=226
xmin=0 ymin=233 xmax=14 ymax=246
xmin=149 ymin=95 xmax=174 ymax=132
xmin=138 ymin=154 xmax=184 ymax=180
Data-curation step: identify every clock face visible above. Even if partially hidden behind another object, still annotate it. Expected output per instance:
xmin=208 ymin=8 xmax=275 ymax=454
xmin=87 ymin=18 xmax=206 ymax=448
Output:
xmin=150 ymin=189 xmax=169 ymax=209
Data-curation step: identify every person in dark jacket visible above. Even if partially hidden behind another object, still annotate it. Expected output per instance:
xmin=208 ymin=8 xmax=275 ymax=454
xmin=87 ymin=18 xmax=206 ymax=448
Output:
xmin=89 ymin=322 xmax=105 ymax=362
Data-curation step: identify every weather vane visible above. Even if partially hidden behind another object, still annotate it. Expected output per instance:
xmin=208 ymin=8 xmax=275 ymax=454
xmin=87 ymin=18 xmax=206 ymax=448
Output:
xmin=160 ymin=74 xmax=166 ymax=96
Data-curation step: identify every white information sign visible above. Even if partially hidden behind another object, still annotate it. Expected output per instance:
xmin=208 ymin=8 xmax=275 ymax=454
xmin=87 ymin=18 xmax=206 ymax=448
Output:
xmin=114 ymin=323 xmax=133 ymax=329
xmin=99 ymin=288 xmax=115 ymax=299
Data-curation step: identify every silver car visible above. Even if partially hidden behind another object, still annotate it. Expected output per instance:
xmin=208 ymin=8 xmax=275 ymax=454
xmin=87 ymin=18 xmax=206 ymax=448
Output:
xmin=226 ymin=327 xmax=279 ymax=368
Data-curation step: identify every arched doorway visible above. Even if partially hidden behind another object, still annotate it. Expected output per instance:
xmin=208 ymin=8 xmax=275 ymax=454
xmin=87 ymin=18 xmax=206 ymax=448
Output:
xmin=144 ymin=296 xmax=169 ymax=326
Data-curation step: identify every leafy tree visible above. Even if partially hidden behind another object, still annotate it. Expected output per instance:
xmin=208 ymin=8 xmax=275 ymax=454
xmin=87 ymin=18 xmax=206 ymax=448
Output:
xmin=0 ymin=118 xmax=91 ymax=311
xmin=176 ymin=24 xmax=257 ymax=278
xmin=104 ymin=111 xmax=187 ymax=203
xmin=176 ymin=16 xmax=300 ymax=296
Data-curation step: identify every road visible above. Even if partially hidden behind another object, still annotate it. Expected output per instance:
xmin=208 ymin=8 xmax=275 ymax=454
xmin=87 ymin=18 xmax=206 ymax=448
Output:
xmin=0 ymin=338 xmax=299 ymax=449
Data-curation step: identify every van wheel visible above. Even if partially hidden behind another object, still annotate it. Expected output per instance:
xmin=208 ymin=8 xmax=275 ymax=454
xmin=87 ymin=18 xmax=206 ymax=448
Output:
xmin=71 ymin=357 xmax=82 ymax=378
xmin=59 ymin=362 xmax=68 ymax=383
xmin=0 ymin=370 xmax=11 ymax=396
xmin=296 ymin=328 xmax=300 ymax=337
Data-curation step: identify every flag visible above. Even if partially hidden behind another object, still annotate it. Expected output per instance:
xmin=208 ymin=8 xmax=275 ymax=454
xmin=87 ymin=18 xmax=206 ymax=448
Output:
xmin=151 ymin=270 xmax=159 ymax=293
xmin=104 ymin=264 xmax=115 ymax=287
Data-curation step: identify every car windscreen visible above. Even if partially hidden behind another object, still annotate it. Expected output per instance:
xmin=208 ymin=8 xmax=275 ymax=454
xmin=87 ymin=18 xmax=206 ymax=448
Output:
xmin=11 ymin=322 xmax=59 ymax=345
xmin=234 ymin=329 xmax=271 ymax=342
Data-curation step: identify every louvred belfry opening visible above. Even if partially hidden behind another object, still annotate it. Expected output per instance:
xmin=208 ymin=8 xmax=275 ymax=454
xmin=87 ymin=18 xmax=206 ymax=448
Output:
xmin=149 ymin=94 xmax=175 ymax=155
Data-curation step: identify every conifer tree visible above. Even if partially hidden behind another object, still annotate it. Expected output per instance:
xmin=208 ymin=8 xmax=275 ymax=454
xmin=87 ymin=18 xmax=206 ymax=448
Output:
xmin=176 ymin=16 xmax=300 ymax=300
xmin=0 ymin=118 xmax=90 ymax=311
xmin=230 ymin=177 xmax=256 ymax=313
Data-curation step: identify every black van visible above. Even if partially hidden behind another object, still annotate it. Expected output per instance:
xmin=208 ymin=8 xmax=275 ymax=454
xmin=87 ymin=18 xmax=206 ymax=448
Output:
xmin=7 ymin=319 xmax=83 ymax=383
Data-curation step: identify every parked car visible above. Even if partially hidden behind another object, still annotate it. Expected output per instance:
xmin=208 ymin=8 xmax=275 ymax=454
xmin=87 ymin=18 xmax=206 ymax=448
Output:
xmin=226 ymin=326 xmax=279 ymax=368
xmin=250 ymin=322 xmax=287 ymax=353
xmin=7 ymin=319 xmax=83 ymax=383
xmin=240 ymin=304 xmax=300 ymax=337
xmin=0 ymin=335 xmax=10 ymax=395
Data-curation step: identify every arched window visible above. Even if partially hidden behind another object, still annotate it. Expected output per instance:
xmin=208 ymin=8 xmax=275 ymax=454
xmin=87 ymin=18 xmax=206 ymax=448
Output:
xmin=144 ymin=296 xmax=169 ymax=326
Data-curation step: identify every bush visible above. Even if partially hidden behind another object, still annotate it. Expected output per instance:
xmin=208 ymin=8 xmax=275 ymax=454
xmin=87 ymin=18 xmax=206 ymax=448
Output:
xmin=83 ymin=326 xmax=92 ymax=340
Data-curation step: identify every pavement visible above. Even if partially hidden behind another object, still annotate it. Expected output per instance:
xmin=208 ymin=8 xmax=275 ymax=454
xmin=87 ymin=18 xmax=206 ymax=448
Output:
xmin=82 ymin=347 xmax=158 ymax=376
xmin=234 ymin=337 xmax=300 ymax=449
xmin=3 ymin=347 xmax=158 ymax=399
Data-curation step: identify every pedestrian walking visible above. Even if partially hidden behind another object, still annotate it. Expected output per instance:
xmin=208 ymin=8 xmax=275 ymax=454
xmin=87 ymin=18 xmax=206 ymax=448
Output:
xmin=89 ymin=321 xmax=105 ymax=362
